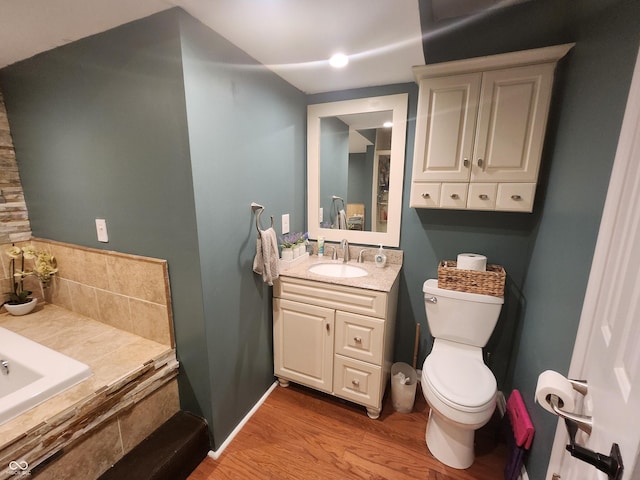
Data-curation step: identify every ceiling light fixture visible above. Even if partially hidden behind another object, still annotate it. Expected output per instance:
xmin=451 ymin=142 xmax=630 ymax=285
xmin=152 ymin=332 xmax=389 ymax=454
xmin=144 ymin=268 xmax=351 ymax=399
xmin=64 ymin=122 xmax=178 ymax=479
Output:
xmin=329 ymin=53 xmax=349 ymax=68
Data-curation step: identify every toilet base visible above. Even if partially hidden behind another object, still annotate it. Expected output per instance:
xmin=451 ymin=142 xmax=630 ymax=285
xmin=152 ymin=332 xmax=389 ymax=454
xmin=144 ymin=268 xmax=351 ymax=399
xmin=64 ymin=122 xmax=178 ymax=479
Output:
xmin=425 ymin=409 xmax=475 ymax=469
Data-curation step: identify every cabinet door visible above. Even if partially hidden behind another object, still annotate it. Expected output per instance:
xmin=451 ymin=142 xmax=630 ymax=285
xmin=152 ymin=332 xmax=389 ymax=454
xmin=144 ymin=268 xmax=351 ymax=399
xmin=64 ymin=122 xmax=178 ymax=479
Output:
xmin=472 ymin=63 xmax=554 ymax=182
xmin=273 ymin=298 xmax=334 ymax=393
xmin=413 ymin=73 xmax=481 ymax=182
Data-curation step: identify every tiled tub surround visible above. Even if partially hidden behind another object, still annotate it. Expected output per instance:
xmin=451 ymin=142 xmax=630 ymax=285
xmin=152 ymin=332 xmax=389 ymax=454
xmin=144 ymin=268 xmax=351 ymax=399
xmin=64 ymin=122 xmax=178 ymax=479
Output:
xmin=0 ymin=238 xmax=174 ymax=347
xmin=0 ymin=306 xmax=179 ymax=480
xmin=0 ymin=240 xmax=179 ymax=479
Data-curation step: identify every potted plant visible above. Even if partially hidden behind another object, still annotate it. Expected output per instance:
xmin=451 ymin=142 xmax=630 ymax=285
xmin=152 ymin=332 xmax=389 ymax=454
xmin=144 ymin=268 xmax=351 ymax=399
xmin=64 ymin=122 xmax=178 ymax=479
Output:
xmin=294 ymin=232 xmax=308 ymax=258
xmin=279 ymin=233 xmax=297 ymax=261
xmin=3 ymin=244 xmax=58 ymax=315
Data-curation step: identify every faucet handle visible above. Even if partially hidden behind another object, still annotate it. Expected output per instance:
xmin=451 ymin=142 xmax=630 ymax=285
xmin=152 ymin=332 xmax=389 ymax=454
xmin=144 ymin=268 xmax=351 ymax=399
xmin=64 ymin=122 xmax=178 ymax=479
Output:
xmin=357 ymin=249 xmax=368 ymax=263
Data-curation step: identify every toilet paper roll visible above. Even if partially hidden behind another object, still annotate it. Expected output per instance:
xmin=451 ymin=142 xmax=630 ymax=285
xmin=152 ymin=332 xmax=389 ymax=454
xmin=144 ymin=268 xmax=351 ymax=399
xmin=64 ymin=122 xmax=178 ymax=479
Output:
xmin=535 ymin=370 xmax=576 ymax=415
xmin=456 ymin=253 xmax=487 ymax=271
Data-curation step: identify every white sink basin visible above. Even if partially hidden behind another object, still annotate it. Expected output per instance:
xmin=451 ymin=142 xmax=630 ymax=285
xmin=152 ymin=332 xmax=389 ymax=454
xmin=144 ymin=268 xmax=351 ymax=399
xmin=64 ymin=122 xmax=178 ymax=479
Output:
xmin=308 ymin=263 xmax=368 ymax=278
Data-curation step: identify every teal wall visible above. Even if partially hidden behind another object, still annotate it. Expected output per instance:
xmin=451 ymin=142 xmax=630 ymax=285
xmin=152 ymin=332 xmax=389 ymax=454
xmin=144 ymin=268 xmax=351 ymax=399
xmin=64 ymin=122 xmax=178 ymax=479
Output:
xmin=0 ymin=8 xmax=307 ymax=450
xmin=176 ymin=13 xmax=306 ymax=446
xmin=319 ymin=116 xmax=349 ymax=227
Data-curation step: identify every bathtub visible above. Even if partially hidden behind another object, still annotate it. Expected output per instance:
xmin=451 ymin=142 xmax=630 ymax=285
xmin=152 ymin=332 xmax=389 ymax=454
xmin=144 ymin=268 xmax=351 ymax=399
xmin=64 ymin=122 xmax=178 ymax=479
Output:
xmin=0 ymin=326 xmax=92 ymax=425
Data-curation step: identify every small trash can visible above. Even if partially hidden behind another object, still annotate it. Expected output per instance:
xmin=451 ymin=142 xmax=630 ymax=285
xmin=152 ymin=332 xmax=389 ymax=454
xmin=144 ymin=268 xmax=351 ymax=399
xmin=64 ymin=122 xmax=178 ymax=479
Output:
xmin=391 ymin=362 xmax=418 ymax=413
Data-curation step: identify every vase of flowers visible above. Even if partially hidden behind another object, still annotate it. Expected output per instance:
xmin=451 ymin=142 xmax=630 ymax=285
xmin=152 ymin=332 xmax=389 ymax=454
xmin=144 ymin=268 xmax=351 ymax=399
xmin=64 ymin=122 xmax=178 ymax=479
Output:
xmin=280 ymin=233 xmax=296 ymax=261
xmin=3 ymin=244 xmax=58 ymax=315
xmin=294 ymin=232 xmax=308 ymax=258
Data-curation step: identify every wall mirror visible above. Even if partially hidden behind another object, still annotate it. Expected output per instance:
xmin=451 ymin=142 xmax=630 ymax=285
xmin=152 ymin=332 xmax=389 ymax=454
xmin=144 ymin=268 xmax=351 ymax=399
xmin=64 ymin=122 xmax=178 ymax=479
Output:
xmin=307 ymin=93 xmax=408 ymax=247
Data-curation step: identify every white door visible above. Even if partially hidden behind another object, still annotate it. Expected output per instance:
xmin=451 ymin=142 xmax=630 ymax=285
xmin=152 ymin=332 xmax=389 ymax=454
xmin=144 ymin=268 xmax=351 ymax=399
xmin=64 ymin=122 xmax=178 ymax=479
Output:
xmin=546 ymin=46 xmax=640 ymax=480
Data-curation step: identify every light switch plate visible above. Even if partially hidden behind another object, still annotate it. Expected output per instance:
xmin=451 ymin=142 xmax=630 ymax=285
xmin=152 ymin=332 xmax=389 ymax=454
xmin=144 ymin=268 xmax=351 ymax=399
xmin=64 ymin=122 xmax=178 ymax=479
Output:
xmin=95 ymin=218 xmax=109 ymax=243
xmin=282 ymin=214 xmax=290 ymax=234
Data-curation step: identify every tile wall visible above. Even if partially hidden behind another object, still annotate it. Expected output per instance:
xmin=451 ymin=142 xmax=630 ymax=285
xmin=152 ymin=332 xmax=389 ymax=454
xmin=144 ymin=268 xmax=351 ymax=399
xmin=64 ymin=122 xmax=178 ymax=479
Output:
xmin=0 ymin=238 xmax=174 ymax=346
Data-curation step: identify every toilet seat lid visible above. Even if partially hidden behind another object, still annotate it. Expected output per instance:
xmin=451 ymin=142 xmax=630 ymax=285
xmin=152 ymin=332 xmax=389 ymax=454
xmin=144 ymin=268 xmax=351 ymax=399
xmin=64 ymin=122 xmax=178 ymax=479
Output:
xmin=424 ymin=350 xmax=496 ymax=408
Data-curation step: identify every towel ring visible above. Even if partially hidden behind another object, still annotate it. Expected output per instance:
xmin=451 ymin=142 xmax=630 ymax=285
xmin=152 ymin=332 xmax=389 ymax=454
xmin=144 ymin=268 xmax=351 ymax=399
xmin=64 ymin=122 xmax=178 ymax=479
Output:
xmin=251 ymin=202 xmax=274 ymax=235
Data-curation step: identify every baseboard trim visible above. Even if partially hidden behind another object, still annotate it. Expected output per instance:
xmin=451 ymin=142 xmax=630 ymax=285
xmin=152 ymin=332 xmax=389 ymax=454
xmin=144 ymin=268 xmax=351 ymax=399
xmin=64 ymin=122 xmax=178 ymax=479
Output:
xmin=207 ymin=381 xmax=278 ymax=460
xmin=497 ymin=390 xmax=530 ymax=480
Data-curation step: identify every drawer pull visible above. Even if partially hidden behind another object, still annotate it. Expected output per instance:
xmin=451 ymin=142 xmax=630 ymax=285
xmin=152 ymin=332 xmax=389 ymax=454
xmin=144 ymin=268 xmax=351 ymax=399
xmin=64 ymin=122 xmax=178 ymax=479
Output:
xmin=450 ymin=193 xmax=460 ymax=200
xmin=354 ymin=336 xmax=362 ymax=343
xmin=351 ymin=379 xmax=360 ymax=387
xmin=421 ymin=192 xmax=430 ymax=199
xmin=511 ymin=194 xmax=523 ymax=201
xmin=479 ymin=194 xmax=489 ymax=200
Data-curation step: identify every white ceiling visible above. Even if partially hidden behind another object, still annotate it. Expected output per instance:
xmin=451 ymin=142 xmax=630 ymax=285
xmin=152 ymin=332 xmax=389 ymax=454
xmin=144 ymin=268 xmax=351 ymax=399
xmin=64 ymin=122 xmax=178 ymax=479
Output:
xmin=0 ymin=0 xmax=505 ymax=94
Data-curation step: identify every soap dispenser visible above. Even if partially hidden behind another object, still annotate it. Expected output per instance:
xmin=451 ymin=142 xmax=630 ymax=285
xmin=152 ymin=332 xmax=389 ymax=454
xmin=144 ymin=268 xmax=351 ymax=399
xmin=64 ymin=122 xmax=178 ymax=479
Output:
xmin=374 ymin=244 xmax=387 ymax=268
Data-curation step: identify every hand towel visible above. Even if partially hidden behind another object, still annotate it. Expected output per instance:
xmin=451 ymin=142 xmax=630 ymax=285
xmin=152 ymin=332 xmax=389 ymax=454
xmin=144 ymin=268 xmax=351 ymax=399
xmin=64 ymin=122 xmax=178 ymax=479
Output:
xmin=252 ymin=227 xmax=279 ymax=286
xmin=338 ymin=209 xmax=347 ymax=230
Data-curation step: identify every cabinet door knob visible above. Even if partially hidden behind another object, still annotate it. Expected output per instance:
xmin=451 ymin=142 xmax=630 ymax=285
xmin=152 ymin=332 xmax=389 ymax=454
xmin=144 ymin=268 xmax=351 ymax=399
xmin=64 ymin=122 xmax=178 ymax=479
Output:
xmin=326 ymin=323 xmax=330 ymax=332
xmin=477 ymin=158 xmax=484 ymax=167
xmin=351 ymin=379 xmax=360 ymax=387
xmin=354 ymin=336 xmax=362 ymax=343
xmin=450 ymin=193 xmax=460 ymax=199
xmin=511 ymin=194 xmax=522 ymax=201
xmin=421 ymin=192 xmax=430 ymax=199
xmin=463 ymin=158 xmax=469 ymax=168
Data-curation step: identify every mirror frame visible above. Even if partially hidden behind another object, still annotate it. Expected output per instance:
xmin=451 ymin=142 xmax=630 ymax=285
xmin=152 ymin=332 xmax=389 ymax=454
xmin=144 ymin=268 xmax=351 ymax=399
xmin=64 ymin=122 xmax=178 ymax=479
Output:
xmin=307 ymin=93 xmax=408 ymax=247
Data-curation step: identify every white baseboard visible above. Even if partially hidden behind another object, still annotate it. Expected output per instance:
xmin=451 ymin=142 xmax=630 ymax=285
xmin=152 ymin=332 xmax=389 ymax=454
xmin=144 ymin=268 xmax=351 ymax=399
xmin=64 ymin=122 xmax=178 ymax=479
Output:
xmin=207 ymin=381 xmax=278 ymax=460
xmin=498 ymin=390 xmax=530 ymax=480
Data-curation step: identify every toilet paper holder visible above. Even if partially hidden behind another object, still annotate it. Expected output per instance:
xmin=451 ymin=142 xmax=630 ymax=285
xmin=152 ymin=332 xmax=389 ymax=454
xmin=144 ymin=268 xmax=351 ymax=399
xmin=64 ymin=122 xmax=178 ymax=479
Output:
xmin=546 ymin=378 xmax=593 ymax=435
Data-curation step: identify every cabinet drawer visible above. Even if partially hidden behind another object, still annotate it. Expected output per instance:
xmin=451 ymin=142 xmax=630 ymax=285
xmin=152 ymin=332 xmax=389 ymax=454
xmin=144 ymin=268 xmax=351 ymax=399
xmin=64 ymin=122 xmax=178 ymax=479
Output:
xmin=335 ymin=311 xmax=384 ymax=364
xmin=274 ymin=277 xmax=388 ymax=319
xmin=409 ymin=183 xmax=441 ymax=208
xmin=440 ymin=183 xmax=468 ymax=209
xmin=496 ymin=183 xmax=536 ymax=212
xmin=467 ymin=183 xmax=497 ymax=210
xmin=333 ymin=355 xmax=382 ymax=409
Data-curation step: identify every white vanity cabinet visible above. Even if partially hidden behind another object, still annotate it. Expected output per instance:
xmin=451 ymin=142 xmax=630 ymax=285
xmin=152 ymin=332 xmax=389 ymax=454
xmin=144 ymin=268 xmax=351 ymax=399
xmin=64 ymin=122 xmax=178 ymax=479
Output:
xmin=273 ymin=275 xmax=398 ymax=419
xmin=410 ymin=44 xmax=574 ymax=212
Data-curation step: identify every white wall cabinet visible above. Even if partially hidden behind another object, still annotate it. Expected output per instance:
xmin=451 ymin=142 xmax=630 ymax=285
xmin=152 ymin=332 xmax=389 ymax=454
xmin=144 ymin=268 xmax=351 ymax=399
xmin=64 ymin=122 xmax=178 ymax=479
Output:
xmin=410 ymin=44 xmax=574 ymax=212
xmin=273 ymin=276 xmax=398 ymax=419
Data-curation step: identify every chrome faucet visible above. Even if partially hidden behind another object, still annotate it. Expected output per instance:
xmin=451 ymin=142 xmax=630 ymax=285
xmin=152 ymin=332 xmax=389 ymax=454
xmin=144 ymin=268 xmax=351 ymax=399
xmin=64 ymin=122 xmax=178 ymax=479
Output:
xmin=1 ymin=359 xmax=9 ymax=375
xmin=324 ymin=245 xmax=338 ymax=260
xmin=357 ymin=249 xmax=369 ymax=263
xmin=341 ymin=239 xmax=350 ymax=263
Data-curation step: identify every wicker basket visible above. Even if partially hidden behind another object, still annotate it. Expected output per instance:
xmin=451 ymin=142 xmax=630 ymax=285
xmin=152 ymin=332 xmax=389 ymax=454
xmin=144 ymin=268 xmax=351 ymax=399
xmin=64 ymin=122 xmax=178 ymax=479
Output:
xmin=437 ymin=260 xmax=506 ymax=297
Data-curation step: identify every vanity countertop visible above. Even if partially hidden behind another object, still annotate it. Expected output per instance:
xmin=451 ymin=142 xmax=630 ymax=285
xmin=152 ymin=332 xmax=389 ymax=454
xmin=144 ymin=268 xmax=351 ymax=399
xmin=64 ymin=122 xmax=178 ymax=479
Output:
xmin=278 ymin=253 xmax=402 ymax=292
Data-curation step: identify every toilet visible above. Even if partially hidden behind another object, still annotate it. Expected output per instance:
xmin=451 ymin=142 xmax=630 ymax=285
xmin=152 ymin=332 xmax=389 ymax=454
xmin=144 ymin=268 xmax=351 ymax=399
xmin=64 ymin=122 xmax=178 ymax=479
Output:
xmin=420 ymin=279 xmax=504 ymax=469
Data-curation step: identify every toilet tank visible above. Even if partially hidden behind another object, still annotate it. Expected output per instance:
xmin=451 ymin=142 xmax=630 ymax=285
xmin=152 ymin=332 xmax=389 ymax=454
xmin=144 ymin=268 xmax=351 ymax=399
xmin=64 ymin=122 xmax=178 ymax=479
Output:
xmin=423 ymin=279 xmax=503 ymax=347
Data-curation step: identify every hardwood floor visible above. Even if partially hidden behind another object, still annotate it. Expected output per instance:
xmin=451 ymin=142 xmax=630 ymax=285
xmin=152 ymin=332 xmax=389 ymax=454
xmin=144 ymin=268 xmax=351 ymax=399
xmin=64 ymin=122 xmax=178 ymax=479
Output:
xmin=188 ymin=382 xmax=507 ymax=480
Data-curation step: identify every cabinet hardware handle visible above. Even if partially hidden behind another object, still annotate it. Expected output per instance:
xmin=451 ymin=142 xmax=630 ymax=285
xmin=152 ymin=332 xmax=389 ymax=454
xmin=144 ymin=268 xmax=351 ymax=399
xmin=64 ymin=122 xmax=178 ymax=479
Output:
xmin=463 ymin=158 xmax=469 ymax=168
xmin=326 ymin=324 xmax=330 ymax=332
xmin=479 ymin=194 xmax=489 ymax=200
xmin=477 ymin=158 xmax=484 ymax=167
xmin=354 ymin=336 xmax=362 ymax=343
xmin=421 ymin=192 xmax=430 ymax=199
xmin=351 ymin=379 xmax=360 ymax=387
xmin=511 ymin=194 xmax=522 ymax=201
xmin=450 ymin=193 xmax=459 ymax=199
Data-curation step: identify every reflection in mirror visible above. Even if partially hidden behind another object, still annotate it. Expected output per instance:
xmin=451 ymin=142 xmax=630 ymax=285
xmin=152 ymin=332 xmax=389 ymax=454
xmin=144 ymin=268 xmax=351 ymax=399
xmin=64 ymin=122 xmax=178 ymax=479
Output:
xmin=308 ymin=94 xmax=408 ymax=247
xmin=320 ymin=113 xmax=392 ymax=233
